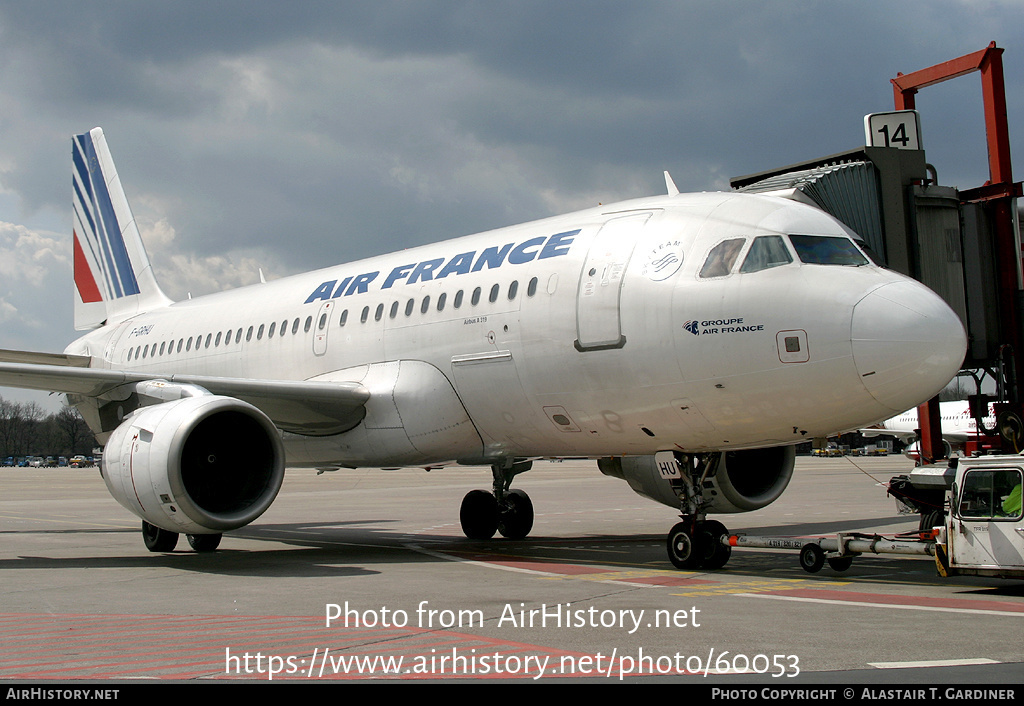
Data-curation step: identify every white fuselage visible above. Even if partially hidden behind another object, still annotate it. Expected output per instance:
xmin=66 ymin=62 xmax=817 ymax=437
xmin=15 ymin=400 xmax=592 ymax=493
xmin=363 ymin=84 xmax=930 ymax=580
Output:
xmin=871 ymin=401 xmax=998 ymax=442
xmin=65 ymin=191 xmax=967 ymax=468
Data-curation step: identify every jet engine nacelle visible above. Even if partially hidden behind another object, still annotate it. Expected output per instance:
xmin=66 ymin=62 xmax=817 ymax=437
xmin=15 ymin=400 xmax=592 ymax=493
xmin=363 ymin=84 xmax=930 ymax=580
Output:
xmin=599 ymin=446 xmax=796 ymax=513
xmin=101 ymin=395 xmax=285 ymax=534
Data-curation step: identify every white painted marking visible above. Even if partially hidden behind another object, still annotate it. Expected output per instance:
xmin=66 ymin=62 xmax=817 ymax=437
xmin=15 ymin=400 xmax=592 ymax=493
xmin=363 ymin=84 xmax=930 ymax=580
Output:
xmin=404 ymin=543 xmax=662 ymax=587
xmin=868 ymin=658 xmax=999 ymax=669
xmin=735 ymin=593 xmax=1024 ymax=618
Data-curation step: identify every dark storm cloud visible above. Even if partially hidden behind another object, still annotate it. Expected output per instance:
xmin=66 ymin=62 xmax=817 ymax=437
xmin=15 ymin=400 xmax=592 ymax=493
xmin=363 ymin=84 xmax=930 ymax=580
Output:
xmin=0 ymin=1 xmax=1020 ymax=303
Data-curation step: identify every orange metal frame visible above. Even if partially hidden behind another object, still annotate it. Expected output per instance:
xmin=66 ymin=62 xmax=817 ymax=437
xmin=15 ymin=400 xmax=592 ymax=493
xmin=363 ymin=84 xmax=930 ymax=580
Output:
xmin=892 ymin=42 xmax=1022 ymax=459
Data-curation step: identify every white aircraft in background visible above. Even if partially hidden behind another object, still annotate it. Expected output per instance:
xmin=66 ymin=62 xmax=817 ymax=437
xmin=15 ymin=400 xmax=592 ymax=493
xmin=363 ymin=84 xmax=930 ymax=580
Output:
xmin=0 ymin=128 xmax=967 ymax=569
xmin=861 ymin=401 xmax=998 ymax=444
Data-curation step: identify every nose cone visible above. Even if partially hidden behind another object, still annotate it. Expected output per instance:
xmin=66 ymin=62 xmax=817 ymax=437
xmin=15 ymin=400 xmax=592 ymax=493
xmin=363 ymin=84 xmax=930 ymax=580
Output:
xmin=852 ymin=280 xmax=967 ymax=413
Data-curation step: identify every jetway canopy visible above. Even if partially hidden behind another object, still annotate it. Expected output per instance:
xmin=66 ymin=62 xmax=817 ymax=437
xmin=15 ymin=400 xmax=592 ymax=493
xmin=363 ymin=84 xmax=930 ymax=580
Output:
xmin=731 ymin=146 xmax=926 ymax=276
xmin=733 ymin=159 xmax=884 ymax=258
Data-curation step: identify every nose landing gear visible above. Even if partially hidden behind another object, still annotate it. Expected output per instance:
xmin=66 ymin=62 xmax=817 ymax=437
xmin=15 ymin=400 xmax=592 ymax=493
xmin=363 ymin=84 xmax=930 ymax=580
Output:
xmin=664 ymin=453 xmax=732 ymax=570
xmin=667 ymin=518 xmax=731 ymax=570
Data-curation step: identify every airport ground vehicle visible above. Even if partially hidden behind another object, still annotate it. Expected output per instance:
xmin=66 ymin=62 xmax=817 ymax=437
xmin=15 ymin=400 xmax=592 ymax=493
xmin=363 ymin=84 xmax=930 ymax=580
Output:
xmin=723 ymin=454 xmax=1024 ymax=579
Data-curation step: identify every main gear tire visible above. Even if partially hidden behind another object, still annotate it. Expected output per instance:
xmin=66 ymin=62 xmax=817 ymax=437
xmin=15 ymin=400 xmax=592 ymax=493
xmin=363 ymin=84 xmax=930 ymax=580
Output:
xmin=460 ymin=490 xmax=499 ymax=540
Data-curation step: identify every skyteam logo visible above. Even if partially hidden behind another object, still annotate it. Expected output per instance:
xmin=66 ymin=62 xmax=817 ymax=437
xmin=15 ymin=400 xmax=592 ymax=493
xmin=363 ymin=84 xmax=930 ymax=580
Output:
xmin=641 ymin=240 xmax=685 ymax=281
xmin=684 ymin=320 xmax=700 ymax=335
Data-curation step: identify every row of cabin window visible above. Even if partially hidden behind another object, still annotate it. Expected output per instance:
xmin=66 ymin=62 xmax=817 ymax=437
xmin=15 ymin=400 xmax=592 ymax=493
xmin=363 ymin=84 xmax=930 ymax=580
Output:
xmin=338 ymin=277 xmax=540 ymax=327
xmin=125 ymin=277 xmax=541 ymax=362
xmin=126 ymin=315 xmax=315 ymax=362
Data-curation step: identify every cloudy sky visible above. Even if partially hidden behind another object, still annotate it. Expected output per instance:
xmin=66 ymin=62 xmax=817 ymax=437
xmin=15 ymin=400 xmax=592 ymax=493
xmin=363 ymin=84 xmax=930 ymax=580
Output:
xmin=0 ymin=1 xmax=1021 ymax=408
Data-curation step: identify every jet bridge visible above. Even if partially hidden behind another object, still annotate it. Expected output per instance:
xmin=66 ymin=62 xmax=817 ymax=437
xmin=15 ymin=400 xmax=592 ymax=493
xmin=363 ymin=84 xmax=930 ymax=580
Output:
xmin=731 ymin=43 xmax=1024 ymax=460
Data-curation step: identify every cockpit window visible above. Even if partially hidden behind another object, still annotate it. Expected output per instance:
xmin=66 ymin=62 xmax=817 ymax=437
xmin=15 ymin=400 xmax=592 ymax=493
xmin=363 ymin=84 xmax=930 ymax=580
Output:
xmin=699 ymin=238 xmax=745 ymax=278
xmin=740 ymin=235 xmax=793 ymax=273
xmin=855 ymin=239 xmax=885 ymax=267
xmin=789 ymin=235 xmax=869 ymax=266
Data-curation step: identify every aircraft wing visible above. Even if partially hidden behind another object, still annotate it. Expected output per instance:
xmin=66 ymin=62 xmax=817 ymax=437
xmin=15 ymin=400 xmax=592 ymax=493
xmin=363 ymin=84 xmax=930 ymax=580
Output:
xmin=0 ymin=351 xmax=369 ymax=436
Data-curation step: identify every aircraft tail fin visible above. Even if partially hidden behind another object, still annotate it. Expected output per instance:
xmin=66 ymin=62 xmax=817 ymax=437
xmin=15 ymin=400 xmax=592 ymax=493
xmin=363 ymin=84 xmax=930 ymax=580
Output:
xmin=72 ymin=128 xmax=172 ymax=330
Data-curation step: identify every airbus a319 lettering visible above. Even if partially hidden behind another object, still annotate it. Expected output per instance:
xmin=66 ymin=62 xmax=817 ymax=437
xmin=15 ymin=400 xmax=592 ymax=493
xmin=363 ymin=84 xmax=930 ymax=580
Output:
xmin=0 ymin=128 xmax=966 ymax=568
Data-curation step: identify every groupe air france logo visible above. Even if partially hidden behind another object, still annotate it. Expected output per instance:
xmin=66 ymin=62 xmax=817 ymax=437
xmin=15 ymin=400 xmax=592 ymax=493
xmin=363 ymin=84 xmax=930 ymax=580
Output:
xmin=683 ymin=317 xmax=766 ymax=337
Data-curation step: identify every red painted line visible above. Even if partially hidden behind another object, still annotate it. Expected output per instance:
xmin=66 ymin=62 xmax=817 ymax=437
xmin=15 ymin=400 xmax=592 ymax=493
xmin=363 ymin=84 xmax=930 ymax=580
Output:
xmin=0 ymin=613 xmax=590 ymax=680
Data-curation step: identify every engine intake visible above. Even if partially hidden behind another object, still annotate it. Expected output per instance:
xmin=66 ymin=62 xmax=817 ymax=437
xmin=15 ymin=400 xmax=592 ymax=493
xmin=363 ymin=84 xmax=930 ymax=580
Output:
xmin=598 ymin=446 xmax=795 ymax=513
xmin=101 ymin=396 xmax=285 ymax=534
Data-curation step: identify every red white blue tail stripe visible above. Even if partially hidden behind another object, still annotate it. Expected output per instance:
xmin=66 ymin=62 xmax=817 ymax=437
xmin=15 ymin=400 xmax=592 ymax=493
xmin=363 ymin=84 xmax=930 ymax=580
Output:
xmin=73 ymin=130 xmax=140 ymax=303
xmin=71 ymin=128 xmax=170 ymax=330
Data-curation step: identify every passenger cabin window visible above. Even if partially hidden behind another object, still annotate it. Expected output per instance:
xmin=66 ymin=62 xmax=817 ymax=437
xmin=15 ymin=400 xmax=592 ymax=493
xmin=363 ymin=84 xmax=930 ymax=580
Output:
xmin=789 ymin=235 xmax=868 ymax=266
xmin=699 ymin=238 xmax=745 ymax=278
xmin=740 ymin=235 xmax=793 ymax=273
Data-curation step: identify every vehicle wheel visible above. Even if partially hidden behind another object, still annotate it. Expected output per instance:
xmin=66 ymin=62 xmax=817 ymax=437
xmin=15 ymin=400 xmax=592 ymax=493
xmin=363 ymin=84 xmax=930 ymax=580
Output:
xmin=187 ymin=533 xmax=223 ymax=552
xmin=667 ymin=522 xmax=701 ymax=569
xmin=497 ymin=489 xmax=534 ymax=539
xmin=919 ymin=509 xmax=944 ymax=533
xmin=142 ymin=521 xmax=179 ymax=552
xmin=460 ymin=489 xmax=499 ymax=539
xmin=799 ymin=543 xmax=825 ymax=573
xmin=827 ymin=556 xmax=854 ymax=572
xmin=696 ymin=519 xmax=732 ymax=570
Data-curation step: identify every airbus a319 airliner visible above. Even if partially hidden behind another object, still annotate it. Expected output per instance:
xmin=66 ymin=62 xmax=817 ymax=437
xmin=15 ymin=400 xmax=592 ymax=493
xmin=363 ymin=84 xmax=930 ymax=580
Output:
xmin=0 ymin=128 xmax=966 ymax=569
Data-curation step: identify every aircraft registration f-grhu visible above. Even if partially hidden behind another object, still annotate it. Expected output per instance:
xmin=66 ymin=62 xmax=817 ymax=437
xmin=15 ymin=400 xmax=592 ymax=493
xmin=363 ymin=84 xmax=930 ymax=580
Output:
xmin=0 ymin=128 xmax=966 ymax=568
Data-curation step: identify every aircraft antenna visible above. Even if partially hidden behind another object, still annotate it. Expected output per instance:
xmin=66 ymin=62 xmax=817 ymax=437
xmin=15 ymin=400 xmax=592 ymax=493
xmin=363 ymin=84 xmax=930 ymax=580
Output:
xmin=664 ymin=171 xmax=679 ymax=196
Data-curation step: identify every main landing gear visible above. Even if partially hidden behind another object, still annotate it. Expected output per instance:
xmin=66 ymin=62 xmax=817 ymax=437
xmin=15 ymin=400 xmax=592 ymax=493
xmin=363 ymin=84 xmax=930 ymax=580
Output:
xmin=664 ymin=453 xmax=732 ymax=570
xmin=141 ymin=521 xmax=223 ymax=553
xmin=459 ymin=460 xmax=534 ymax=540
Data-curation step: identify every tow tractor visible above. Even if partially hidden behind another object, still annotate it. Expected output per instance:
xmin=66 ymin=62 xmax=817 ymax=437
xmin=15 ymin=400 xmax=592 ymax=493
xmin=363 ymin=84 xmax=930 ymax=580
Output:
xmin=722 ymin=454 xmax=1024 ymax=579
